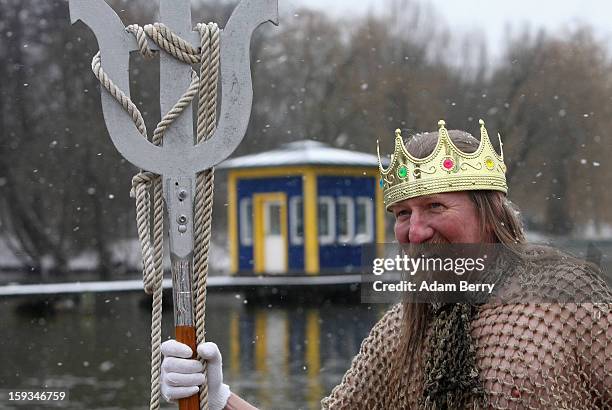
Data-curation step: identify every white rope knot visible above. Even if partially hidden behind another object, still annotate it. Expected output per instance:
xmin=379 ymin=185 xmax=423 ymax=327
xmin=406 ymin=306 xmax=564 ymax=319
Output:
xmin=125 ymin=24 xmax=156 ymax=59
xmin=91 ymin=21 xmax=220 ymax=410
xmin=130 ymin=171 xmax=156 ymax=198
xmin=144 ymin=23 xmax=201 ymax=64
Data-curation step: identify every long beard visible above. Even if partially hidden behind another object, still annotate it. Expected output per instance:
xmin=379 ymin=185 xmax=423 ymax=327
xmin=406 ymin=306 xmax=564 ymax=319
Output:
xmin=400 ymin=234 xmax=460 ymax=305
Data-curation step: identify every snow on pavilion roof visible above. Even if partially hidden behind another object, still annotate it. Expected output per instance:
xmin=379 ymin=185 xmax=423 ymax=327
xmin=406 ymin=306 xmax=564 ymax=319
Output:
xmin=219 ymin=140 xmax=385 ymax=169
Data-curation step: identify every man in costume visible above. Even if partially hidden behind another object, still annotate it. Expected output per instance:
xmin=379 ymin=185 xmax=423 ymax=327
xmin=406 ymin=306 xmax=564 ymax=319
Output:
xmin=159 ymin=120 xmax=612 ymax=409
xmin=322 ymin=119 xmax=612 ymax=409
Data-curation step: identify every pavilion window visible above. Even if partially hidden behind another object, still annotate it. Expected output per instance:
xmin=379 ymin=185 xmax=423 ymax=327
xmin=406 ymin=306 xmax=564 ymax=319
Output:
xmin=240 ymin=198 xmax=253 ymax=246
xmin=355 ymin=197 xmax=373 ymax=243
xmin=318 ymin=196 xmax=335 ymax=245
xmin=290 ymin=196 xmax=304 ymax=245
xmin=337 ymin=196 xmax=354 ymax=243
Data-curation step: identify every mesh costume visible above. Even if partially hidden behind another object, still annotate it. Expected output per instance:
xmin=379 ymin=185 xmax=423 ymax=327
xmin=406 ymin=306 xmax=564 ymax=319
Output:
xmin=321 ymin=245 xmax=612 ymax=409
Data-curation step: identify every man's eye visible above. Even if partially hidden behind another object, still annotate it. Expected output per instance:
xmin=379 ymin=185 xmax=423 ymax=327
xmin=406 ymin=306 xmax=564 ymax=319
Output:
xmin=429 ymin=202 xmax=443 ymax=210
xmin=397 ymin=210 xmax=411 ymax=218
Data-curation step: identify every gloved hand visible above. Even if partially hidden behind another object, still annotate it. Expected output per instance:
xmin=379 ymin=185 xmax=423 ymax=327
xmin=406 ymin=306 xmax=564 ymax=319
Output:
xmin=160 ymin=339 xmax=231 ymax=410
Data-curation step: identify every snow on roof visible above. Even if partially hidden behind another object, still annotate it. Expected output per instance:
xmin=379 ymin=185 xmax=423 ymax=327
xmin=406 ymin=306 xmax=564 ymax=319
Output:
xmin=219 ymin=140 xmax=386 ymax=169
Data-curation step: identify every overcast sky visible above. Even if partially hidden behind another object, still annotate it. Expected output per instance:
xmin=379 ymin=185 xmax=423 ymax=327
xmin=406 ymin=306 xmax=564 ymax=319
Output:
xmin=287 ymin=0 xmax=612 ymax=59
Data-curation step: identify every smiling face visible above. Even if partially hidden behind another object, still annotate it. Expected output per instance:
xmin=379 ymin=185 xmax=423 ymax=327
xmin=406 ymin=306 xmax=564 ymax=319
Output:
xmin=391 ymin=191 xmax=487 ymax=244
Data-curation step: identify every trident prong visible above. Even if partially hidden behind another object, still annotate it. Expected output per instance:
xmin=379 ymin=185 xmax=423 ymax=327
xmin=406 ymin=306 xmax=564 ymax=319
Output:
xmin=69 ymin=0 xmax=165 ymax=171
xmin=69 ymin=0 xmax=278 ymax=175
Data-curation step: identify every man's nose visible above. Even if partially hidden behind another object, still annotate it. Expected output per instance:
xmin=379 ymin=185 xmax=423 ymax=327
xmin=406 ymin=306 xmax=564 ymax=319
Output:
xmin=408 ymin=212 xmax=434 ymax=244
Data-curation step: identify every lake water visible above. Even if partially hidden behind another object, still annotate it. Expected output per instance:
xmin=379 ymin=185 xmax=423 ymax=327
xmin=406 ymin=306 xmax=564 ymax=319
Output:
xmin=0 ymin=291 xmax=389 ymax=409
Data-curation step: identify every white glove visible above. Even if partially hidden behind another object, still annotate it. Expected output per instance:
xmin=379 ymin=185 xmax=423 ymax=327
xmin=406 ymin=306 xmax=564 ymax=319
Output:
xmin=160 ymin=339 xmax=231 ymax=410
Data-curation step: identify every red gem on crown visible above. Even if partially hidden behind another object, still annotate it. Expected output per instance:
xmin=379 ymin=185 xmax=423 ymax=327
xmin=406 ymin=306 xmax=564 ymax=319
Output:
xmin=443 ymin=158 xmax=454 ymax=170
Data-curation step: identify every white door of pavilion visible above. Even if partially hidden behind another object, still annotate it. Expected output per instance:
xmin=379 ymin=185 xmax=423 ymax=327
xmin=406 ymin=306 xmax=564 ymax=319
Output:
xmin=253 ymin=193 xmax=287 ymax=274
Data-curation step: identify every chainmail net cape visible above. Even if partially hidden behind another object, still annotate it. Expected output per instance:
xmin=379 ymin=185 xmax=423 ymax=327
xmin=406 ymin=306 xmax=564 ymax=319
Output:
xmin=321 ymin=244 xmax=612 ymax=409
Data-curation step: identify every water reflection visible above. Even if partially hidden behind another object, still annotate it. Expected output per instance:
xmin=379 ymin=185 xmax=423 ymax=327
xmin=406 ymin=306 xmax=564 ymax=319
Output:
xmin=0 ymin=292 xmax=386 ymax=409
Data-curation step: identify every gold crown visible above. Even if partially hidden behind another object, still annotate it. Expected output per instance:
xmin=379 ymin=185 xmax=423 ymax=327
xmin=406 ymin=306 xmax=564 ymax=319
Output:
xmin=377 ymin=119 xmax=507 ymax=210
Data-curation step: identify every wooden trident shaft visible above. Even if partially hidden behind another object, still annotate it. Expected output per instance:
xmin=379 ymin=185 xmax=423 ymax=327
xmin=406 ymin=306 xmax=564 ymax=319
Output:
xmin=68 ymin=0 xmax=278 ymax=408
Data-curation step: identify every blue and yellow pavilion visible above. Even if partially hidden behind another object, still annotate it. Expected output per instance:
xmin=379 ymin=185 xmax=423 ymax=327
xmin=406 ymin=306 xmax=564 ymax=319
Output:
xmin=220 ymin=140 xmax=386 ymax=275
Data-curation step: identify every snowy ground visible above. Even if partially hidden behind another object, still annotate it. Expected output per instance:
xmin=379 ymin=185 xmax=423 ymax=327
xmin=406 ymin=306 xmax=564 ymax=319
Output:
xmin=0 ymin=236 xmax=231 ymax=275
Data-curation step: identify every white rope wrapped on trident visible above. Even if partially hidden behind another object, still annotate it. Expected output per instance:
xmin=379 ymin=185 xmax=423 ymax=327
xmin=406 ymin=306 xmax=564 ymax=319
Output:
xmin=91 ymin=21 xmax=220 ymax=410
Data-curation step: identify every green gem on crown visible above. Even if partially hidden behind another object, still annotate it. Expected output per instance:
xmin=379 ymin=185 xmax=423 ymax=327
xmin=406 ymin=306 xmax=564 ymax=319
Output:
xmin=398 ymin=165 xmax=408 ymax=178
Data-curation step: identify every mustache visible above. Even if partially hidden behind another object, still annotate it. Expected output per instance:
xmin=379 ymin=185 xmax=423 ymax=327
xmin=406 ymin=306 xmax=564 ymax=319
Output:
xmin=402 ymin=234 xmax=448 ymax=258
xmin=425 ymin=234 xmax=449 ymax=245
xmin=397 ymin=233 xmax=449 ymax=245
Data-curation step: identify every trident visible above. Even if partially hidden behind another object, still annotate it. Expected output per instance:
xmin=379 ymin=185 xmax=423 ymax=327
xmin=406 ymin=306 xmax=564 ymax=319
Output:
xmin=69 ymin=0 xmax=278 ymax=408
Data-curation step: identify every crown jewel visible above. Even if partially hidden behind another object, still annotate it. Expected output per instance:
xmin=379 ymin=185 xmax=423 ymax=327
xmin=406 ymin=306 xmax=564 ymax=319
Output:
xmin=377 ymin=119 xmax=508 ymax=210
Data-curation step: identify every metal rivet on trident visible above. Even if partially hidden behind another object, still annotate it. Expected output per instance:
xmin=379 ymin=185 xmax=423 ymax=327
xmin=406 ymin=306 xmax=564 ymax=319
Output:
xmin=69 ymin=0 xmax=278 ymax=408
